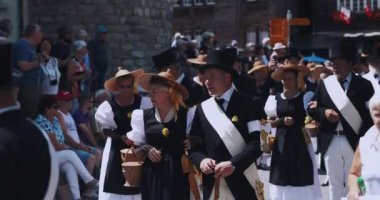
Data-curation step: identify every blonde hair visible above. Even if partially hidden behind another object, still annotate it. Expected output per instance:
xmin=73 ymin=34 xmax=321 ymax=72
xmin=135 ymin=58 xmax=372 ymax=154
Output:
xmin=369 ymin=93 xmax=380 ymax=119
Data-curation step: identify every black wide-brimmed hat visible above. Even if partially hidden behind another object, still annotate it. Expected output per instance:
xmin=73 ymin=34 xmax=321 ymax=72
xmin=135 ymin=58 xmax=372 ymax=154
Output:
xmin=152 ymin=48 xmax=177 ymax=71
xmin=330 ymin=39 xmax=358 ymax=63
xmin=199 ymin=49 xmax=237 ymax=73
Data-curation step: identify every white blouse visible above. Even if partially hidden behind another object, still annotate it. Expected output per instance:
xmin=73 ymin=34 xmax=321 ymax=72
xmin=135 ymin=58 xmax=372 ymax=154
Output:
xmin=359 ymin=126 xmax=380 ymax=196
xmin=95 ymin=96 xmax=153 ymax=130
xmin=127 ymin=107 xmax=196 ymax=146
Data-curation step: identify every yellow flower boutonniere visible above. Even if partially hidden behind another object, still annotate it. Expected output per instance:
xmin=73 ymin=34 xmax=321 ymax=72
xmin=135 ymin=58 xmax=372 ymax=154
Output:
xmin=127 ymin=112 xmax=132 ymax=119
xmin=231 ymin=115 xmax=239 ymax=123
xmin=162 ymin=127 xmax=169 ymax=137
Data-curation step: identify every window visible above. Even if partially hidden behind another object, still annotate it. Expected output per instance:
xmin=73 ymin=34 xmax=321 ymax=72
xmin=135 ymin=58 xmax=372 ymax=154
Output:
xmin=246 ymin=27 xmax=257 ymax=45
xmin=337 ymin=0 xmax=380 ymax=12
xmin=194 ymin=0 xmax=203 ymax=5
xmin=174 ymin=0 xmax=180 ymax=7
xmin=205 ymin=0 xmax=215 ymax=5
xmin=259 ymin=30 xmax=269 ymax=44
xmin=183 ymin=0 xmax=192 ymax=6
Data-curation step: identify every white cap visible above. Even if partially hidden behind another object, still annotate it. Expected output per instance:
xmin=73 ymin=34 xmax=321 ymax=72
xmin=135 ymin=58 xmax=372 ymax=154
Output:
xmin=231 ymin=40 xmax=238 ymax=47
xmin=273 ymin=42 xmax=286 ymax=50
xmin=262 ymin=37 xmax=270 ymax=45
xmin=73 ymin=40 xmax=87 ymax=52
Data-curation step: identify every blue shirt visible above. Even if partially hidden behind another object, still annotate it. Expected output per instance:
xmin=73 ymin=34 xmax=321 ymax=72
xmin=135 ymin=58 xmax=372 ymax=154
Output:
xmin=35 ymin=114 xmax=65 ymax=144
xmin=13 ymin=38 xmax=42 ymax=86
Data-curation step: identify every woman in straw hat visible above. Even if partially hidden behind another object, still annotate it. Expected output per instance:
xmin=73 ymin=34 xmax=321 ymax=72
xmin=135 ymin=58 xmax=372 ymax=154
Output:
xmin=127 ymin=72 xmax=195 ymax=200
xmin=264 ymin=63 xmax=322 ymax=200
xmin=187 ymin=54 xmax=210 ymax=100
xmin=95 ymin=67 xmax=152 ymax=200
xmin=248 ymin=60 xmax=270 ymax=102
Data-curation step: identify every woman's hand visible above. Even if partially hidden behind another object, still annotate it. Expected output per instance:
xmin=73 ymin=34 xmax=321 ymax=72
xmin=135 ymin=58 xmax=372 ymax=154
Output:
xmin=148 ymin=147 xmax=162 ymax=163
xmin=284 ymin=116 xmax=294 ymax=126
xmin=347 ymin=190 xmax=360 ymax=200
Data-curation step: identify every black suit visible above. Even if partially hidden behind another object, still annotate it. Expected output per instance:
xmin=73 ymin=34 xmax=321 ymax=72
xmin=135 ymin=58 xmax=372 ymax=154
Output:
xmin=189 ymin=90 xmax=262 ymax=200
xmin=308 ymin=73 xmax=374 ymax=156
xmin=0 ymin=109 xmax=56 ymax=200
xmin=181 ymin=75 xmax=210 ymax=107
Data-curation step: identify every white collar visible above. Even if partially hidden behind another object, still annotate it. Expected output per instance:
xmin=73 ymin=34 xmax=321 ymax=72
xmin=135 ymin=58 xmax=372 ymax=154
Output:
xmin=216 ymin=85 xmax=235 ymax=103
xmin=0 ymin=102 xmax=21 ymax=115
xmin=176 ymin=73 xmax=185 ymax=83
xmin=280 ymin=91 xmax=301 ymax=100
xmin=307 ymin=76 xmax=316 ymax=83
xmin=155 ymin=107 xmax=175 ymax=123
xmin=193 ymin=76 xmax=203 ymax=86
xmin=337 ymin=72 xmax=353 ymax=83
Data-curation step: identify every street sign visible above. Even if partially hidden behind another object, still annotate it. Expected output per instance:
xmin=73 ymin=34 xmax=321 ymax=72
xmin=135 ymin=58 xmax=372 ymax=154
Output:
xmin=269 ymin=19 xmax=289 ymax=46
xmin=289 ymin=18 xmax=311 ymax=26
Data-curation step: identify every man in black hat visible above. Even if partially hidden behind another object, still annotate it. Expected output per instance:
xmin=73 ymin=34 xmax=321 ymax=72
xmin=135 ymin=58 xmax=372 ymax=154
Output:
xmin=188 ymin=49 xmax=264 ymax=200
xmin=0 ymin=42 xmax=58 ymax=199
xmin=152 ymin=48 xmax=208 ymax=107
xmin=308 ymin=40 xmax=374 ymax=200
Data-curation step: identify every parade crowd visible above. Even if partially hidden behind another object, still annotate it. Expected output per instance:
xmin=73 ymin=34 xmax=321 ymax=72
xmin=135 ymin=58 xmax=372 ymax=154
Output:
xmin=1 ymin=19 xmax=380 ymax=200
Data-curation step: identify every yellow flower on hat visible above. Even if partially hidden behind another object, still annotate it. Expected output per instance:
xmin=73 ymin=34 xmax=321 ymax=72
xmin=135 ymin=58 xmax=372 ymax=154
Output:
xmin=232 ymin=115 xmax=239 ymax=123
xmin=162 ymin=127 xmax=169 ymax=137
xmin=127 ymin=112 xmax=132 ymax=119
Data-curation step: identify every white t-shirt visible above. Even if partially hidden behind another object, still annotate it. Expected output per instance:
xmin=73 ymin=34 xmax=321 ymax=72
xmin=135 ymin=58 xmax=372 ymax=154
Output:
xmin=40 ymin=57 xmax=61 ymax=95
xmin=59 ymin=110 xmax=81 ymax=144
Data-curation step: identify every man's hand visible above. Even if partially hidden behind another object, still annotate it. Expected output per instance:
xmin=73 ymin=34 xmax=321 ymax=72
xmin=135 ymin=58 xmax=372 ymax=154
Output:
xmin=148 ymin=147 xmax=162 ymax=163
xmin=80 ymin=144 xmax=92 ymax=153
xmin=200 ymin=158 xmax=216 ymax=175
xmin=308 ymin=101 xmax=317 ymax=109
xmin=214 ymin=161 xmax=235 ymax=178
xmin=325 ymin=109 xmax=340 ymax=123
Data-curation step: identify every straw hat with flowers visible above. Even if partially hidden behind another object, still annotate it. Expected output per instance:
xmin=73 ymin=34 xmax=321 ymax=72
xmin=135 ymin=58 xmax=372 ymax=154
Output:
xmin=104 ymin=67 xmax=144 ymax=91
xmin=271 ymin=63 xmax=310 ymax=92
xmin=138 ymin=71 xmax=189 ymax=100
xmin=271 ymin=63 xmax=310 ymax=81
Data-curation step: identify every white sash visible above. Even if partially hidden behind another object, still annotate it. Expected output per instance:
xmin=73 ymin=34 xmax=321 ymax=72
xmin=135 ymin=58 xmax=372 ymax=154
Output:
xmin=201 ymin=98 xmax=263 ymax=199
xmin=324 ymin=76 xmax=362 ymax=135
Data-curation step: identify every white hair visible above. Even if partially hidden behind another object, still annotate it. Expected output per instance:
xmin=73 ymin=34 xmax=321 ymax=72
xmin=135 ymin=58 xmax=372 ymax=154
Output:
xmin=369 ymin=93 xmax=380 ymax=118
xmin=95 ymin=89 xmax=110 ymax=102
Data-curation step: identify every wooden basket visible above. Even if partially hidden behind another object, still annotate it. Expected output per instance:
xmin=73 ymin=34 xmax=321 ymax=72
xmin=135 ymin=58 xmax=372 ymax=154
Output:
xmin=120 ymin=148 xmax=144 ymax=163
xmin=122 ymin=161 xmax=143 ymax=187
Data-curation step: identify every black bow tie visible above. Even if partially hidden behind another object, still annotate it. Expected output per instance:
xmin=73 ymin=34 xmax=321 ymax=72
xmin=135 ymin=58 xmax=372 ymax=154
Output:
xmin=339 ymin=79 xmax=347 ymax=91
xmin=216 ymin=98 xmax=225 ymax=110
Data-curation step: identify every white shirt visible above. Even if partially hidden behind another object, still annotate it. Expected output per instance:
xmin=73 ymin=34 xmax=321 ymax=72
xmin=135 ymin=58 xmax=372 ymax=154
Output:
xmin=59 ymin=110 xmax=81 ymax=143
xmin=215 ymin=85 xmax=235 ymax=111
xmin=40 ymin=58 xmax=61 ymax=95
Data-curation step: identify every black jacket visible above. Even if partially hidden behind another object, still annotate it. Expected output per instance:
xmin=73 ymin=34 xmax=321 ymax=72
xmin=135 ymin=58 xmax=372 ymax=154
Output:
xmin=189 ymin=91 xmax=262 ymax=200
xmin=307 ymin=74 xmax=374 ymax=155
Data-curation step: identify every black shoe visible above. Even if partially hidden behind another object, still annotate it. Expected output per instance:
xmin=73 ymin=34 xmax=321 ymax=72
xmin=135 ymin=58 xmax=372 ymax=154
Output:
xmin=321 ymin=180 xmax=329 ymax=187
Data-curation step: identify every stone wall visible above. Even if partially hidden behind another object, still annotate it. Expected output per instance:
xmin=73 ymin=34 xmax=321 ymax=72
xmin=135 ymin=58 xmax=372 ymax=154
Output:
xmin=28 ymin=0 xmax=173 ymax=76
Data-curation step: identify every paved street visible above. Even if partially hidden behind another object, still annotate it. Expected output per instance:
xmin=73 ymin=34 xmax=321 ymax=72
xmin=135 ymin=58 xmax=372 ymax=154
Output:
xmin=258 ymin=169 xmax=329 ymax=200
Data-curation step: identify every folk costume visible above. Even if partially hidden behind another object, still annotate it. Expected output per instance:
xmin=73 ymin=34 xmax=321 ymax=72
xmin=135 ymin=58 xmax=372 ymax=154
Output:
xmin=308 ymin=41 xmax=374 ymax=200
xmin=96 ymin=68 xmax=152 ymax=200
xmin=188 ymin=50 xmax=264 ymax=200
xmin=265 ymin=63 xmax=321 ymax=200
xmin=127 ymin=72 xmax=194 ymax=200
